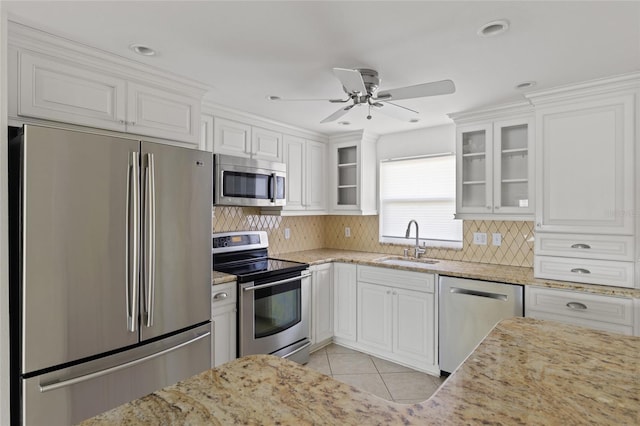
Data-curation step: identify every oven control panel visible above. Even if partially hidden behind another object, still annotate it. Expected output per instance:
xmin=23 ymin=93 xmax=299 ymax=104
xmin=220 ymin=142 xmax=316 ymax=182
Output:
xmin=212 ymin=231 xmax=267 ymax=251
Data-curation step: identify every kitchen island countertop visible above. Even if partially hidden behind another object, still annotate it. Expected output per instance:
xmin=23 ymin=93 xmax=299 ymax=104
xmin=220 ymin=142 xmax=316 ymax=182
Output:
xmin=79 ymin=317 xmax=640 ymax=425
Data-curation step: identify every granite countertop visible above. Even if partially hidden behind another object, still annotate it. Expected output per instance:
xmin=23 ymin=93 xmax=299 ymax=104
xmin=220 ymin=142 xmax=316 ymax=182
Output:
xmin=213 ymin=248 xmax=640 ymax=298
xmin=79 ymin=317 xmax=640 ymax=425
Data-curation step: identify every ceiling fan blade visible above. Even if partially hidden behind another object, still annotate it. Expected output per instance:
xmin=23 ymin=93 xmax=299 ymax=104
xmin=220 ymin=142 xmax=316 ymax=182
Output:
xmin=381 ymin=101 xmax=419 ymax=114
xmin=376 ymin=79 xmax=456 ymax=101
xmin=374 ymin=102 xmax=420 ymax=122
xmin=333 ymin=68 xmax=367 ymax=95
xmin=320 ymin=104 xmax=355 ymax=123
xmin=268 ymin=96 xmax=348 ymax=103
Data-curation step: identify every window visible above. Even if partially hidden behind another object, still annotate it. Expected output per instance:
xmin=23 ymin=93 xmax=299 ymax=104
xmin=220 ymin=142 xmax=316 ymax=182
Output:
xmin=379 ymin=154 xmax=462 ymax=249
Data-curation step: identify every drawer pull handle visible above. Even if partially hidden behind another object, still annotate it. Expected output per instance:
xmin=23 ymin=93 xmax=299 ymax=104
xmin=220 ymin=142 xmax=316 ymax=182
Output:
xmin=571 ymin=243 xmax=591 ymax=249
xmin=566 ymin=302 xmax=588 ymax=311
xmin=570 ymin=268 xmax=591 ymax=274
xmin=213 ymin=292 xmax=228 ymax=301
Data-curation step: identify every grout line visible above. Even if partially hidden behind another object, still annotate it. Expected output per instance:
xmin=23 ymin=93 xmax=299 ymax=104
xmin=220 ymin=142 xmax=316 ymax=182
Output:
xmin=370 ymin=355 xmax=395 ymax=402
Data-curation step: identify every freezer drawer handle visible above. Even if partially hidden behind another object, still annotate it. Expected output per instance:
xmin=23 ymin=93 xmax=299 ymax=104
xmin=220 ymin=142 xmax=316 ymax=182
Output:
xmin=566 ymin=302 xmax=588 ymax=311
xmin=39 ymin=331 xmax=210 ymax=393
xmin=570 ymin=243 xmax=591 ymax=249
xmin=450 ymin=287 xmax=508 ymax=301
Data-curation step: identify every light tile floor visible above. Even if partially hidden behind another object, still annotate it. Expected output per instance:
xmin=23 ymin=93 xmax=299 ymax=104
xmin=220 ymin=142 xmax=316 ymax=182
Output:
xmin=306 ymin=344 xmax=446 ymax=404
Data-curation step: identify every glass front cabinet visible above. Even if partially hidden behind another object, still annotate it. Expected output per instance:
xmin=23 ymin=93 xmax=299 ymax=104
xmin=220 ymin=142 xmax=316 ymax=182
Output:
xmin=453 ymin=103 xmax=534 ymax=220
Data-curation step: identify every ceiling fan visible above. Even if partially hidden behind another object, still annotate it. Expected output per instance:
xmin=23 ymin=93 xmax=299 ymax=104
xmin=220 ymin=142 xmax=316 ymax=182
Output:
xmin=268 ymin=68 xmax=456 ymax=123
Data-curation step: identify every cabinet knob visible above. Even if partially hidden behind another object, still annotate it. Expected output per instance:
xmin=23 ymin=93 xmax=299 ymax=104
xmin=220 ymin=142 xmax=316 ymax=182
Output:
xmin=119 ymin=120 xmax=125 ymax=124
xmin=495 ymin=206 xmax=500 ymax=210
xmin=392 ymin=291 xmax=397 ymax=296
xmin=129 ymin=121 xmax=136 ymax=126
xmin=486 ymin=206 xmax=491 ymax=210
xmin=536 ymin=223 xmax=541 ymax=228
xmin=386 ymin=290 xmax=391 ymax=295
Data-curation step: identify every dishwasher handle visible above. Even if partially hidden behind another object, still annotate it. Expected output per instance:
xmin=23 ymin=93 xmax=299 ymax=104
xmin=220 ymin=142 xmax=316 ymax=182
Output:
xmin=450 ymin=287 xmax=508 ymax=301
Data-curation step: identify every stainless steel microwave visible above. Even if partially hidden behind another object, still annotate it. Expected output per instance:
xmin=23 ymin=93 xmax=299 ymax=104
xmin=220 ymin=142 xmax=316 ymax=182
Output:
xmin=214 ymin=154 xmax=286 ymax=207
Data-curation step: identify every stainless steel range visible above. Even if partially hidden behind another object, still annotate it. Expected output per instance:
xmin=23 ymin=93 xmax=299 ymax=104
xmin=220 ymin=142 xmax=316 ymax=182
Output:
xmin=212 ymin=231 xmax=311 ymax=364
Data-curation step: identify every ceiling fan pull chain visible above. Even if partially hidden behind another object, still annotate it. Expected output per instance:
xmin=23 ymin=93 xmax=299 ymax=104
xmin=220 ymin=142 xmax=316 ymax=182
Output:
xmin=367 ymin=104 xmax=372 ymax=120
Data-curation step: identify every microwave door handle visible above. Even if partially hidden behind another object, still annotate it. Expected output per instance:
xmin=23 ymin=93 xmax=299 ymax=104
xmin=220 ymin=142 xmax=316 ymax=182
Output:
xmin=270 ymin=173 xmax=277 ymax=203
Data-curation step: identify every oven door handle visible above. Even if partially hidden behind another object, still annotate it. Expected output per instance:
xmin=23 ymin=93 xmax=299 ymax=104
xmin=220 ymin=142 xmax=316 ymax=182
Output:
xmin=243 ymin=273 xmax=310 ymax=292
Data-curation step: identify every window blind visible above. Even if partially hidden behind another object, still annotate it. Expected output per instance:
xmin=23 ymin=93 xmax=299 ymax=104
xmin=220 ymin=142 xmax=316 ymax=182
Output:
xmin=379 ymin=155 xmax=462 ymax=247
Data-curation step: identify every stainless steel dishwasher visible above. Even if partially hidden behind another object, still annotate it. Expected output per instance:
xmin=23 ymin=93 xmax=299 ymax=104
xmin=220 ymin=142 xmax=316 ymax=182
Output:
xmin=439 ymin=276 xmax=523 ymax=374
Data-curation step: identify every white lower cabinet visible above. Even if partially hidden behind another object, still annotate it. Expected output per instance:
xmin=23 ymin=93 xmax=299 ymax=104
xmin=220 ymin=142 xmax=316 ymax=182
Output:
xmin=211 ymin=282 xmax=237 ymax=367
xmin=310 ymin=264 xmax=333 ymax=349
xmin=525 ymin=286 xmax=634 ymax=335
xmin=333 ymin=263 xmax=357 ymax=344
xmin=356 ymin=266 xmax=437 ymax=373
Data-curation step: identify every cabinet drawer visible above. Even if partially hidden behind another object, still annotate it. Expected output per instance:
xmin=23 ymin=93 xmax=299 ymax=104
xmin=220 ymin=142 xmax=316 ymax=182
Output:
xmin=535 ymin=233 xmax=634 ymax=261
xmin=357 ymin=265 xmax=434 ymax=293
xmin=211 ymin=282 xmax=237 ymax=309
xmin=534 ymin=256 xmax=634 ymax=288
xmin=526 ymin=287 xmax=633 ymax=327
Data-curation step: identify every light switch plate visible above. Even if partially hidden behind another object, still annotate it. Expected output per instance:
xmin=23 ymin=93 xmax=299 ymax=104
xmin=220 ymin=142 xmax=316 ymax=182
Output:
xmin=284 ymin=228 xmax=291 ymax=240
xmin=473 ymin=232 xmax=487 ymax=245
xmin=492 ymin=233 xmax=502 ymax=246
xmin=345 ymin=227 xmax=351 ymax=238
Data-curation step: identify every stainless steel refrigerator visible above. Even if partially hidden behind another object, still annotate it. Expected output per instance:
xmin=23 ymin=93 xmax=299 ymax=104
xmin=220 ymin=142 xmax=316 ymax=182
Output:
xmin=8 ymin=125 xmax=213 ymax=425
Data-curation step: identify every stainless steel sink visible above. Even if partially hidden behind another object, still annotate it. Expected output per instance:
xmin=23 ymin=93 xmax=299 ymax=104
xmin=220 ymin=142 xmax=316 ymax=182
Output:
xmin=375 ymin=256 xmax=439 ymax=268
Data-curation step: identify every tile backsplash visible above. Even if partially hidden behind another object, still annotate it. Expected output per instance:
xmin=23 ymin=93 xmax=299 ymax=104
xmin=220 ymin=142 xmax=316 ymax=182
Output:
xmin=213 ymin=206 xmax=534 ymax=267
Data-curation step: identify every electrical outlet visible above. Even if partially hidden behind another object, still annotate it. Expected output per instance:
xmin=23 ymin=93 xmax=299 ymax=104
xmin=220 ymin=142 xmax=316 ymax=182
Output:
xmin=492 ymin=233 xmax=502 ymax=246
xmin=284 ymin=228 xmax=291 ymax=240
xmin=473 ymin=232 xmax=487 ymax=245
xmin=345 ymin=227 xmax=351 ymax=238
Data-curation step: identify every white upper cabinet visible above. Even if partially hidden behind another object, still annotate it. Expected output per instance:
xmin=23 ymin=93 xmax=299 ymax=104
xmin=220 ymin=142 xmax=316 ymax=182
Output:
xmin=126 ymin=82 xmax=200 ymax=143
xmin=533 ymin=91 xmax=635 ymax=235
xmin=280 ymin=135 xmax=327 ymax=215
xmin=8 ymin=22 xmax=207 ymax=147
xmin=451 ymin=102 xmax=534 ymax=220
xmin=213 ymin=117 xmax=282 ymax=162
xmin=18 ymin=51 xmax=127 ymax=132
xmin=329 ymin=131 xmax=378 ymax=215
xmin=213 ymin=117 xmax=252 ymax=157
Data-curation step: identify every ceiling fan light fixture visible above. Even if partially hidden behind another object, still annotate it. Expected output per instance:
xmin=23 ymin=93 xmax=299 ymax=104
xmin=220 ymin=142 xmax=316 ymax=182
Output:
xmin=478 ymin=19 xmax=510 ymax=37
xmin=129 ymin=44 xmax=157 ymax=56
xmin=515 ymin=81 xmax=536 ymax=90
xmin=409 ymin=118 xmax=420 ymax=123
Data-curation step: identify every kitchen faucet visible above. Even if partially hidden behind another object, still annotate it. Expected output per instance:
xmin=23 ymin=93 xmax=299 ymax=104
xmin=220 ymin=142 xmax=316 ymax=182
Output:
xmin=405 ymin=220 xmax=426 ymax=258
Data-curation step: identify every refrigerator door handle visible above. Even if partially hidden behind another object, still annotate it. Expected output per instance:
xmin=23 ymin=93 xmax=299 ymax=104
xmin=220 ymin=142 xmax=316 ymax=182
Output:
xmin=38 ymin=330 xmax=210 ymax=393
xmin=126 ymin=152 xmax=140 ymax=333
xmin=144 ymin=153 xmax=156 ymax=328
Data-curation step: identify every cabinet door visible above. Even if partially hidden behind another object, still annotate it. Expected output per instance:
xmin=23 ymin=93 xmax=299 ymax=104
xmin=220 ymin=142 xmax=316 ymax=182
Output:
xmin=333 ymin=263 xmax=357 ymax=343
xmin=127 ymin=82 xmax=200 ymax=145
xmin=212 ymin=304 xmax=237 ymax=367
xmin=536 ymin=94 xmax=635 ymax=234
xmin=493 ymin=117 xmax=534 ymax=214
xmin=393 ymin=288 xmax=434 ymax=365
xmin=252 ymin=127 xmax=282 ymax=161
xmin=19 ymin=51 xmax=126 ymax=131
xmin=213 ymin=117 xmax=251 ymax=157
xmin=283 ymin=135 xmax=306 ymax=210
xmin=312 ymin=264 xmax=333 ymax=344
xmin=306 ymin=140 xmax=327 ymax=211
xmin=357 ymin=283 xmax=393 ymax=352
xmin=456 ymin=123 xmax=493 ymax=214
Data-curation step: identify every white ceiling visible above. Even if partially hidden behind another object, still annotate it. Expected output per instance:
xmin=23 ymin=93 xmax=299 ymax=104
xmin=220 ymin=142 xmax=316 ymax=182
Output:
xmin=4 ymin=1 xmax=640 ymax=136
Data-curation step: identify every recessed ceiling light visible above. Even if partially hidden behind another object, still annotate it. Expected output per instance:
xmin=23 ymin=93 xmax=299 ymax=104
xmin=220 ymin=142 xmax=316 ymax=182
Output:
xmin=409 ymin=118 xmax=420 ymax=123
xmin=478 ymin=19 xmax=510 ymax=37
xmin=129 ymin=44 xmax=156 ymax=56
xmin=337 ymin=121 xmax=351 ymax=126
xmin=515 ymin=81 xmax=536 ymax=90
xmin=266 ymin=95 xmax=281 ymax=101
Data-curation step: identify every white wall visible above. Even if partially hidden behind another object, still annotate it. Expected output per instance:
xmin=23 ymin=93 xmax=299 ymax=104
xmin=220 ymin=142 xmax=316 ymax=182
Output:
xmin=377 ymin=123 xmax=455 ymax=160
xmin=0 ymin=7 xmax=10 ymax=425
